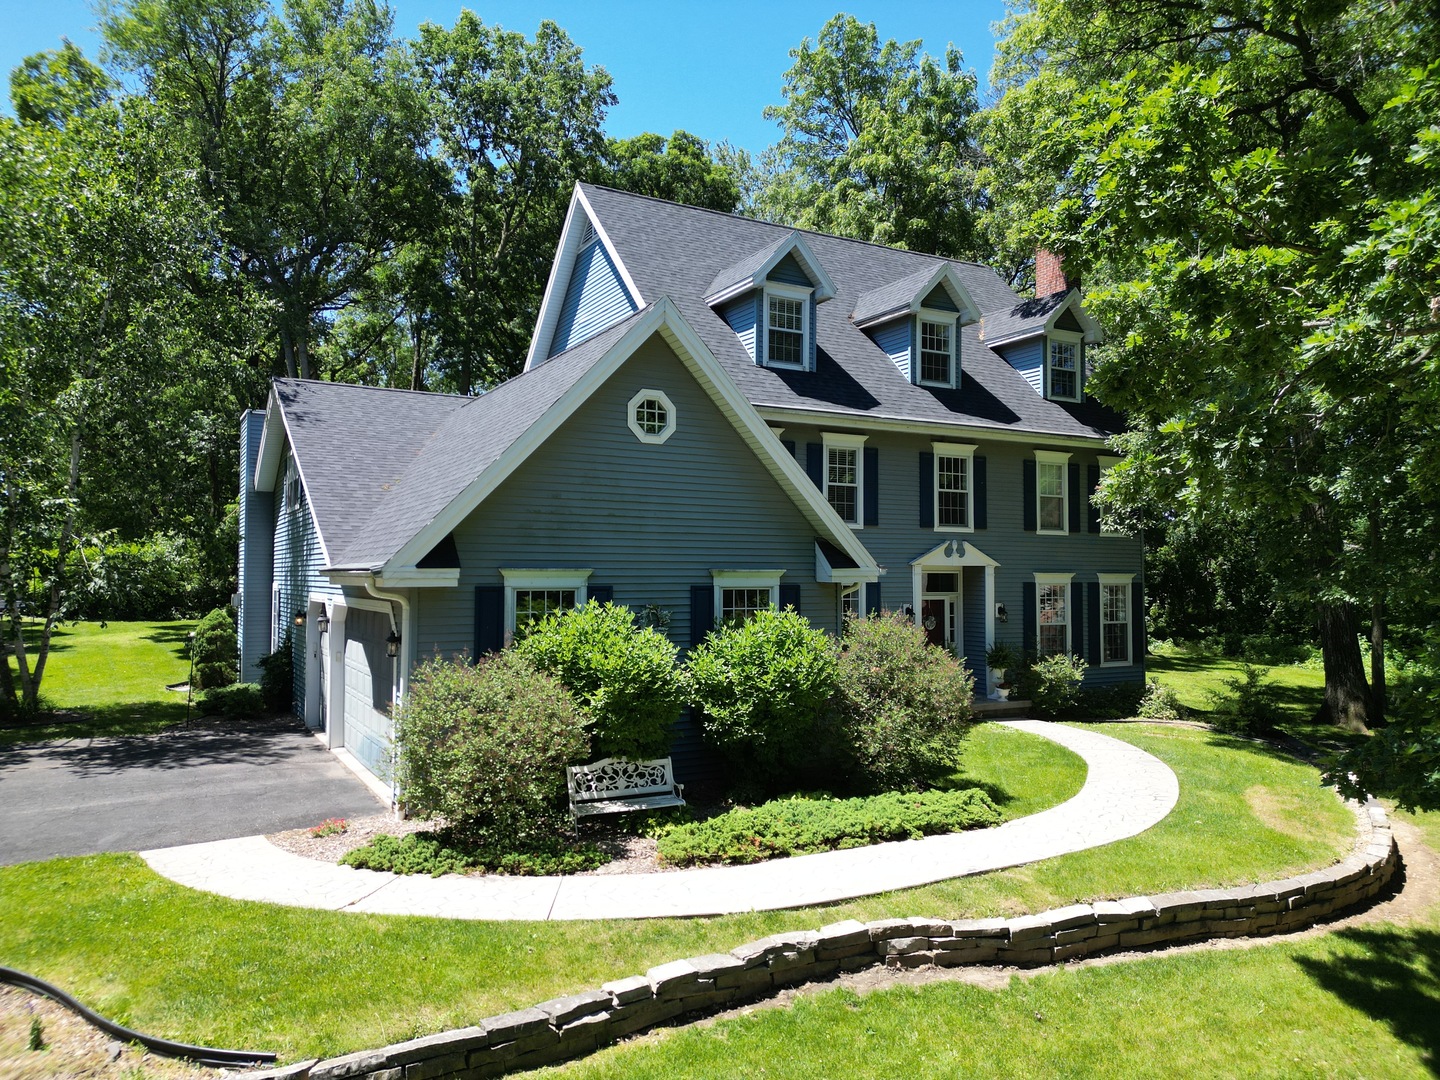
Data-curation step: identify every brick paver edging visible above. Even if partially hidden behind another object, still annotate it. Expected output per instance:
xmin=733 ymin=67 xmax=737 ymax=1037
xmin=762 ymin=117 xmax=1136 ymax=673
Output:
xmin=241 ymin=798 xmax=1397 ymax=1080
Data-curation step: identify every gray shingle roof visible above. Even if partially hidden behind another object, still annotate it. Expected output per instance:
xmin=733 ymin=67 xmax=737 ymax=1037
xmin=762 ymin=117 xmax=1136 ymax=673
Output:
xmin=578 ymin=184 xmax=1121 ymax=442
xmin=850 ymin=264 xmax=945 ymax=326
xmin=979 ymin=291 xmax=1071 ymax=346
xmin=705 ymin=233 xmax=792 ymax=300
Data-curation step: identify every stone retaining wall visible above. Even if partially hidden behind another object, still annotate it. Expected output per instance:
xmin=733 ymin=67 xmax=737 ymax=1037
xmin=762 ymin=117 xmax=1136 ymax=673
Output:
xmin=245 ymin=799 xmax=1398 ymax=1080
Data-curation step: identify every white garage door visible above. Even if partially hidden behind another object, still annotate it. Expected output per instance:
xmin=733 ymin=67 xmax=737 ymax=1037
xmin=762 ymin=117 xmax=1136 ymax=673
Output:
xmin=343 ymin=607 xmax=394 ymax=781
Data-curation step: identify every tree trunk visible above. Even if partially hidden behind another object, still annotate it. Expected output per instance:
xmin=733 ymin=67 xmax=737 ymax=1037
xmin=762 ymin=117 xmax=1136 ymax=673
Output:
xmin=1370 ymin=601 xmax=1386 ymax=727
xmin=1315 ymin=600 xmax=1372 ymax=732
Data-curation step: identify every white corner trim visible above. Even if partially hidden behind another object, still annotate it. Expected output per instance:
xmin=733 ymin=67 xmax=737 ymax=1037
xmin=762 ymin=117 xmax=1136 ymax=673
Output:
xmin=578 ymin=187 xmax=645 ymax=310
xmin=265 ymin=398 xmax=333 ymax=568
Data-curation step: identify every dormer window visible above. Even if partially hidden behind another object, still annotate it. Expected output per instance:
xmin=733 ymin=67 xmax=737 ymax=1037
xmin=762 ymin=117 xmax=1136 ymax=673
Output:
xmin=766 ymin=287 xmax=808 ymax=368
xmin=1047 ymin=332 xmax=1082 ymax=401
xmin=918 ymin=315 xmax=957 ymax=387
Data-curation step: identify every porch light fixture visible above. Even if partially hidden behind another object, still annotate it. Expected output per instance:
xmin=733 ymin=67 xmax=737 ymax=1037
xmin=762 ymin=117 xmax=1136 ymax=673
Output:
xmin=315 ymin=611 xmax=330 ymax=634
xmin=293 ymin=610 xmax=306 ymax=627
xmin=996 ymin=602 xmax=1008 ymax=623
xmin=385 ymin=629 xmax=401 ymax=658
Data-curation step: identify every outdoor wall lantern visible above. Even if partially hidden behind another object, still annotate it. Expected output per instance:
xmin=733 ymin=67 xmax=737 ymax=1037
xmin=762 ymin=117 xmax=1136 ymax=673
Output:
xmin=293 ymin=610 xmax=306 ymax=627
xmin=315 ymin=611 xmax=330 ymax=634
xmin=995 ymin=602 xmax=1009 ymax=623
xmin=385 ymin=630 xmax=401 ymax=658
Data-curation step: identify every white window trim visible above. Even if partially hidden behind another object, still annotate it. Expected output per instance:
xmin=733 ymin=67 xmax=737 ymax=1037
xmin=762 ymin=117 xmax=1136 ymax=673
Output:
xmin=1097 ymin=454 xmax=1122 ymax=536
xmin=1035 ymin=449 xmax=1072 ymax=535
xmin=500 ymin=568 xmax=592 ymax=643
xmin=711 ymin=569 xmax=784 ymax=622
xmin=626 ymin=388 xmax=677 ymax=444
xmin=763 ymin=282 xmax=811 ymax=370
xmin=822 ymin=432 xmax=868 ymax=530
xmin=840 ymin=582 xmax=863 ymax=621
xmin=932 ymin=441 xmax=977 ymax=533
xmin=1034 ymin=571 xmax=1074 ymax=657
xmin=1047 ymin=329 xmax=1084 ymax=402
xmin=917 ymin=308 xmax=960 ymax=388
xmin=1098 ymin=572 xmax=1136 ymax=667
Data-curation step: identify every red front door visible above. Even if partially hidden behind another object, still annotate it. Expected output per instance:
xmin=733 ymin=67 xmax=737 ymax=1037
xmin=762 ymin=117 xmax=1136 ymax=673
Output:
xmin=921 ymin=598 xmax=947 ymax=649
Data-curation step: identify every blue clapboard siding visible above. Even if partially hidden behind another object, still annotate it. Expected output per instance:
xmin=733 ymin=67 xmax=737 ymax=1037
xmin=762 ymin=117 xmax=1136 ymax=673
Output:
xmin=720 ymin=293 xmax=760 ymax=363
xmin=767 ymin=253 xmax=811 ymax=287
xmin=271 ymin=452 xmax=339 ymax=719
xmin=549 ymin=239 xmax=638 ymax=357
xmin=777 ymin=422 xmax=1147 ymax=689
xmin=961 ymin=565 xmax=986 ymax=678
xmin=922 ymin=284 xmax=959 ymax=312
xmin=998 ymin=339 xmax=1045 ymax=396
xmin=871 ymin=318 xmax=912 ymax=381
xmin=238 ymin=411 xmax=274 ymax=681
xmin=414 ymin=333 xmax=837 ymax=785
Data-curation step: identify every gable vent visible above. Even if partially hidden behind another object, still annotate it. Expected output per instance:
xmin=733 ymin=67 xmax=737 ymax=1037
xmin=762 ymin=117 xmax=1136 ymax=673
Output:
xmin=578 ymin=218 xmax=597 ymax=248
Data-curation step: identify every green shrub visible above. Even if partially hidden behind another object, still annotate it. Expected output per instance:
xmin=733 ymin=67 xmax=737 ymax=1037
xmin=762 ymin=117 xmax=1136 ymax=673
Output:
xmin=831 ymin=612 xmax=975 ymax=793
xmin=1206 ymin=663 xmax=1283 ymax=735
xmin=395 ymin=651 xmax=589 ymax=847
xmin=339 ymin=830 xmax=608 ymax=877
xmin=190 ymin=607 xmax=238 ymax=690
xmin=515 ymin=601 xmax=683 ymax=760
xmin=1073 ymin=681 xmax=1147 ymax=720
xmin=60 ymin=532 xmax=209 ymax=621
xmin=686 ymin=608 xmax=837 ymax=792
xmin=656 ymin=788 xmax=1002 ymax=867
xmin=1014 ymin=654 xmax=1088 ymax=717
xmin=198 ymin=682 xmax=264 ymax=718
xmin=1137 ymin=679 xmax=1188 ymax=722
xmin=257 ymin=632 xmax=294 ymax=713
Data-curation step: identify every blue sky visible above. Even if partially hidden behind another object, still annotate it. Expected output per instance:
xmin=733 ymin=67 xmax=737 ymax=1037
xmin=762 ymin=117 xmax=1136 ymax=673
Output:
xmin=0 ymin=0 xmax=1011 ymax=154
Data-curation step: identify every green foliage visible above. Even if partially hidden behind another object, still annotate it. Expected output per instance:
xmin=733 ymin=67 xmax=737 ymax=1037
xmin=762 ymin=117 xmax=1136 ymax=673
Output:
xmin=984 ymin=641 xmax=1021 ymax=675
xmin=686 ymin=608 xmax=837 ymax=791
xmin=1073 ymin=681 xmax=1147 ymax=720
xmin=515 ymin=601 xmax=682 ymax=760
xmin=656 ymin=788 xmax=1002 ymax=867
xmin=1206 ymin=664 xmax=1283 ymax=735
xmin=339 ymin=830 xmax=608 ymax=877
xmin=830 ymin=612 xmax=975 ymax=793
xmin=257 ymin=632 xmax=295 ymax=713
xmin=28 ymin=1017 xmax=43 ymax=1052
xmin=57 ymin=533 xmax=208 ymax=620
xmin=1136 ymin=679 xmax=1188 ymax=723
xmin=394 ymin=651 xmax=589 ymax=846
xmin=190 ymin=607 xmax=237 ymax=691
xmin=602 ymin=130 xmax=741 ymax=211
xmin=198 ymin=681 xmax=264 ymax=719
xmin=1014 ymin=654 xmax=1088 ymax=718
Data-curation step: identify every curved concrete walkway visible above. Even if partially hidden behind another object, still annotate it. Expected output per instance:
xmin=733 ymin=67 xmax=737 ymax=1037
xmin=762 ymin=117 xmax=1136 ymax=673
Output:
xmin=140 ymin=721 xmax=1179 ymax=920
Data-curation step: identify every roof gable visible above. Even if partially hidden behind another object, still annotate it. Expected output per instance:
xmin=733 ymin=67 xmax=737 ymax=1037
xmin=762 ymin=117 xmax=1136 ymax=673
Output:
xmin=704 ymin=229 xmax=838 ymax=305
xmin=852 ymin=262 xmax=980 ymax=328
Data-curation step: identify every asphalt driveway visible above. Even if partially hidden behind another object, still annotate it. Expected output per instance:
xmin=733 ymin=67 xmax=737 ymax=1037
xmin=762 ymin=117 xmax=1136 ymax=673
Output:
xmin=0 ymin=717 xmax=385 ymax=865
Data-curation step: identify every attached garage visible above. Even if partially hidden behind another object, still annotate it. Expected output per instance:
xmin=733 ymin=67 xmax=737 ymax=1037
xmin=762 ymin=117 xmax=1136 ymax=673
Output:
xmin=341 ymin=606 xmax=395 ymax=782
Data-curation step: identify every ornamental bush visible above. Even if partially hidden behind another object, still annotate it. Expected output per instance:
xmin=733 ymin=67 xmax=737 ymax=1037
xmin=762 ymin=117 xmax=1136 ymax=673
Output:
xmin=1014 ymin=653 xmax=1088 ymax=717
xmin=190 ymin=606 xmax=238 ymax=690
xmin=395 ymin=650 xmax=589 ymax=847
xmin=515 ymin=601 xmax=682 ymax=760
xmin=198 ymin=682 xmax=264 ymax=719
xmin=257 ymin=632 xmax=294 ymax=713
xmin=831 ymin=612 xmax=975 ymax=793
xmin=656 ymin=788 xmax=1002 ymax=866
xmin=686 ymin=608 xmax=837 ymax=792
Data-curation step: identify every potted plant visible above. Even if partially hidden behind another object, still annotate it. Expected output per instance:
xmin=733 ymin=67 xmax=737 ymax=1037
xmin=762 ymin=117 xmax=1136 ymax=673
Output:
xmin=985 ymin=641 xmax=1021 ymax=701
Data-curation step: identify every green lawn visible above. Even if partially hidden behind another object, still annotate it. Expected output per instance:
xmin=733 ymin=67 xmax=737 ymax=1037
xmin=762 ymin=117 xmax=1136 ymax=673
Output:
xmin=1 ymin=619 xmax=196 ymax=743
xmin=0 ymin=723 xmax=1356 ymax=1063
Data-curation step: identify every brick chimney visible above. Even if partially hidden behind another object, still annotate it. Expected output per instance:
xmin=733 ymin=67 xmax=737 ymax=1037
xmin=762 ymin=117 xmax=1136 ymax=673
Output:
xmin=1035 ymin=248 xmax=1076 ymax=297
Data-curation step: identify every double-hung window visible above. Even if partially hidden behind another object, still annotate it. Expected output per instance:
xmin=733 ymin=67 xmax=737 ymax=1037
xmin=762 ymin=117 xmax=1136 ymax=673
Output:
xmin=823 ymin=433 xmax=867 ymax=527
xmin=1035 ymin=450 xmax=1070 ymax=534
xmin=1099 ymin=574 xmax=1134 ymax=665
xmin=1035 ymin=573 xmax=1073 ymax=657
xmin=1047 ymin=333 xmax=1082 ymax=401
xmin=501 ymin=569 xmax=590 ymax=642
xmin=918 ymin=314 xmax=956 ymax=387
xmin=765 ymin=285 xmax=809 ymax=369
xmin=933 ymin=441 xmax=976 ymax=531
xmin=712 ymin=571 xmax=782 ymax=626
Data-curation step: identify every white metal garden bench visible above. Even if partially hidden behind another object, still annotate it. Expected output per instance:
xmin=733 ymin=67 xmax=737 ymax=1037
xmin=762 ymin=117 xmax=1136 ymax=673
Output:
xmin=565 ymin=756 xmax=686 ymax=821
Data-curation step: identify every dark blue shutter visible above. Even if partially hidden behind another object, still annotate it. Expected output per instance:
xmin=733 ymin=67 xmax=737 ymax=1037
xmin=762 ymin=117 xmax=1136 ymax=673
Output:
xmin=919 ymin=452 xmax=934 ymax=527
xmin=1023 ymin=459 xmax=1037 ymax=532
xmin=474 ymin=585 xmax=504 ymax=656
xmin=866 ymin=580 xmax=881 ymax=616
xmin=588 ymin=584 xmax=613 ymax=606
xmin=863 ymin=447 xmax=879 ymax=527
xmin=690 ymin=584 xmax=714 ymax=649
xmin=778 ymin=581 xmax=801 ymax=614
xmin=806 ymin=443 xmax=824 ymax=489
xmin=782 ymin=439 xmax=797 ymax=459
xmin=808 ymin=295 xmax=818 ymax=371
xmin=974 ymin=456 xmax=987 ymax=530
xmin=1087 ymin=465 xmax=1102 ymax=534
xmin=1132 ymin=580 xmax=1146 ymax=663
xmin=1087 ymin=581 xmax=1102 ymax=665
xmin=1022 ymin=580 xmax=1037 ymax=656
xmin=755 ymin=293 xmax=765 ymax=365
xmin=1068 ymin=463 xmax=1082 ymax=534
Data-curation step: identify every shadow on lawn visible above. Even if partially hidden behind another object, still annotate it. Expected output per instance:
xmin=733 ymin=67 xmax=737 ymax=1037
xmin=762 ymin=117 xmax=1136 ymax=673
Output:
xmin=142 ymin=621 xmax=200 ymax=659
xmin=1294 ymin=924 xmax=1440 ymax=1076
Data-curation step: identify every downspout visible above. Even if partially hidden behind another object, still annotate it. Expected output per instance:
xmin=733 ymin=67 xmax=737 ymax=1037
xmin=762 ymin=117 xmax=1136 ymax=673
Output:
xmin=360 ymin=576 xmax=413 ymax=812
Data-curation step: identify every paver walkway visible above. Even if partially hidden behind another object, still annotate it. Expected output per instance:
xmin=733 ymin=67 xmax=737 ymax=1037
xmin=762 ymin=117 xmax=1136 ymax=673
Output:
xmin=141 ymin=721 xmax=1178 ymax=920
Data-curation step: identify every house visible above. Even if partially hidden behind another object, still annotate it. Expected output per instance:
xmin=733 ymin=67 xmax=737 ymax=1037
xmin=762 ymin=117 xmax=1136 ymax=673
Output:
xmin=237 ymin=184 xmax=1145 ymax=789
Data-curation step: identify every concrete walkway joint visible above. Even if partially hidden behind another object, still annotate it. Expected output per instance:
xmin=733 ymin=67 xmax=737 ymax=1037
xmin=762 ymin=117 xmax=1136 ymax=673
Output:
xmin=141 ymin=720 xmax=1180 ymax=920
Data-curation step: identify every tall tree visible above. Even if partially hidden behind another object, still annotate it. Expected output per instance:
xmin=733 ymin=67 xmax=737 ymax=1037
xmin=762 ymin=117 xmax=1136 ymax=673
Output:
xmin=602 ymin=130 xmax=740 ymax=212
xmin=986 ymin=0 xmax=1438 ymax=732
xmin=412 ymin=13 xmax=614 ymax=392
xmin=756 ymin=14 xmax=985 ymax=259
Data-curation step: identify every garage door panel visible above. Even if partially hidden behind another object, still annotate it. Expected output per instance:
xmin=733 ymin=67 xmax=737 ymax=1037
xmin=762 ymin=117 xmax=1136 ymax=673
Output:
xmin=344 ymin=608 xmax=393 ymax=782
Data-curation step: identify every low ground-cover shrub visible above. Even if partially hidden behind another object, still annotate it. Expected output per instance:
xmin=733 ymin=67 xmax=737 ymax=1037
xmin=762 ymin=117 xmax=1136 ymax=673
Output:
xmin=340 ymin=830 xmax=609 ymax=877
xmin=687 ymin=608 xmax=837 ymax=793
xmin=395 ymin=651 xmax=589 ymax=848
xmin=656 ymin=788 xmax=1002 ymax=866
xmin=1014 ymin=654 xmax=1088 ymax=717
xmin=198 ymin=682 xmax=264 ymax=718
xmin=1207 ymin=663 xmax=1283 ymax=735
xmin=190 ymin=607 xmax=237 ymax=691
xmin=515 ymin=601 xmax=682 ymax=760
xmin=1136 ymin=679 xmax=1188 ymax=722
xmin=831 ymin=613 xmax=974 ymax=792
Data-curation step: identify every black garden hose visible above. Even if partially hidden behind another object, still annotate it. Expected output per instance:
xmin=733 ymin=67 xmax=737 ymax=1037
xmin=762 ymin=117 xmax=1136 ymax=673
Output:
xmin=0 ymin=965 xmax=278 ymax=1068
